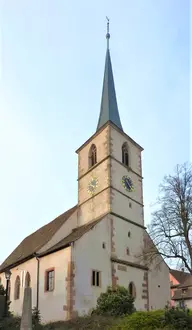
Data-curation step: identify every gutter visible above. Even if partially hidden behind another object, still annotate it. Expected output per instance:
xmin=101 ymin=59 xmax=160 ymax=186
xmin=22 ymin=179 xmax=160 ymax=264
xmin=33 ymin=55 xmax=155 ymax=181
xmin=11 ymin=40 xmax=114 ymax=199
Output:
xmin=38 ymin=243 xmax=71 ymax=258
xmin=0 ymin=255 xmax=34 ymax=274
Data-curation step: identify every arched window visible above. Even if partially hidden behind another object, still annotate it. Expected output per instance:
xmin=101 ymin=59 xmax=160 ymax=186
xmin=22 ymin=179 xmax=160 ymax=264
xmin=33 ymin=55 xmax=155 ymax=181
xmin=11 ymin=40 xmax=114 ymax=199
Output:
xmin=14 ymin=276 xmax=20 ymax=300
xmin=128 ymin=282 xmax=136 ymax=298
xmin=25 ymin=272 xmax=31 ymax=288
xmin=122 ymin=143 xmax=129 ymax=167
xmin=89 ymin=144 xmax=97 ymax=168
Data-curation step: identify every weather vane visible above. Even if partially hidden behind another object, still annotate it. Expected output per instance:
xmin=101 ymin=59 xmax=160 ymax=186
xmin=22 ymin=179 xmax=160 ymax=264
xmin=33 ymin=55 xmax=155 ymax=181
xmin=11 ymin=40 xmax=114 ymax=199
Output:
xmin=106 ymin=16 xmax=110 ymax=49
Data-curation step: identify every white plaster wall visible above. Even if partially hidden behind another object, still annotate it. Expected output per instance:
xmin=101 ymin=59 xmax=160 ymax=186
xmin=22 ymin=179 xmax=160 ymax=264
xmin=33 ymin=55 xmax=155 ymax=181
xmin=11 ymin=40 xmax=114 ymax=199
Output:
xmin=0 ymin=258 xmax=38 ymax=317
xmin=74 ymin=214 xmax=147 ymax=314
xmin=110 ymin=126 xmax=142 ymax=176
xmin=73 ymin=216 xmax=112 ymax=316
xmin=111 ymin=190 xmax=143 ymax=227
xmin=1 ymin=248 xmax=71 ymax=323
xmin=39 ymin=247 xmax=71 ymax=323
xmin=38 ymin=210 xmax=78 ymax=254
xmin=114 ymin=263 xmax=146 ymax=310
xmin=78 ymin=189 xmax=110 ymax=226
xmin=112 ymin=215 xmax=144 ymax=264
xmin=148 ymin=256 xmax=170 ymax=310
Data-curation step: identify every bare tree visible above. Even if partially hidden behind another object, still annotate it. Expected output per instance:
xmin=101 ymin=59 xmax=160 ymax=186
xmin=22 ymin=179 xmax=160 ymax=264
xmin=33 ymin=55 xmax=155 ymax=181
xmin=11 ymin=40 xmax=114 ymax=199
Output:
xmin=146 ymin=163 xmax=192 ymax=273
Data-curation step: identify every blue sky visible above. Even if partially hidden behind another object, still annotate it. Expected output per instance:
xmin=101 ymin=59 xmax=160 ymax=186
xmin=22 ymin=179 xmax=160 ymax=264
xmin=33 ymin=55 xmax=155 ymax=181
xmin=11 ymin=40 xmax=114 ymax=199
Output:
xmin=0 ymin=0 xmax=190 ymax=264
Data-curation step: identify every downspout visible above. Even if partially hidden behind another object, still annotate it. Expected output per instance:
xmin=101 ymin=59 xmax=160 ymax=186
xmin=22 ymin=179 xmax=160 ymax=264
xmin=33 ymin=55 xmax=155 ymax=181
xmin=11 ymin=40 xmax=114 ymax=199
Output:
xmin=34 ymin=253 xmax=40 ymax=310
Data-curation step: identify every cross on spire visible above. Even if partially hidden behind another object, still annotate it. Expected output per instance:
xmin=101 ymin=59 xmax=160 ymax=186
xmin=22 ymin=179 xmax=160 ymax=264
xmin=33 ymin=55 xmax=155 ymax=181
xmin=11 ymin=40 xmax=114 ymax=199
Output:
xmin=106 ymin=16 xmax=110 ymax=50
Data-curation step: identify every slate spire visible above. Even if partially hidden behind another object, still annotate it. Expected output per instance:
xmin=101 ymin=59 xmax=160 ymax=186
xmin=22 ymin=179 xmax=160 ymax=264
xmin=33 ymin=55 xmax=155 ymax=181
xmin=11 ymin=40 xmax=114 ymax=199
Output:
xmin=97 ymin=18 xmax=123 ymax=131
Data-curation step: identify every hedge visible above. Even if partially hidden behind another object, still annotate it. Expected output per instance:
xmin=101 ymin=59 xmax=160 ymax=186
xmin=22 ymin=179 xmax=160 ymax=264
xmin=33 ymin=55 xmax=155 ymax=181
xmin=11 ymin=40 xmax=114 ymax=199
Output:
xmin=111 ymin=308 xmax=192 ymax=330
xmin=111 ymin=310 xmax=164 ymax=330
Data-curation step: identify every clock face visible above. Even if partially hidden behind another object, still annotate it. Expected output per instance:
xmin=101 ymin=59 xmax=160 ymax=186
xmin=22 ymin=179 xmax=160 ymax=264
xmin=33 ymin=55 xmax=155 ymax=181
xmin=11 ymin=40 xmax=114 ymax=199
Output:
xmin=122 ymin=176 xmax=134 ymax=192
xmin=87 ymin=177 xmax=98 ymax=195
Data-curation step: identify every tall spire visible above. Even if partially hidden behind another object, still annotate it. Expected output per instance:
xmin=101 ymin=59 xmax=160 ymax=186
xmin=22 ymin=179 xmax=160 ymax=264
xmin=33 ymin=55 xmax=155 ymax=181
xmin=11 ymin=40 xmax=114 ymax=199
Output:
xmin=97 ymin=18 xmax=123 ymax=131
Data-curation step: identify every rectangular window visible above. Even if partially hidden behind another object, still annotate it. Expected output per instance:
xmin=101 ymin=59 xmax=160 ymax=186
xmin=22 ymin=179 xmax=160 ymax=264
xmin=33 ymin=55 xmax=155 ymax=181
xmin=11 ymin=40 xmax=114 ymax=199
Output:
xmin=45 ymin=269 xmax=55 ymax=291
xmin=92 ymin=270 xmax=101 ymax=287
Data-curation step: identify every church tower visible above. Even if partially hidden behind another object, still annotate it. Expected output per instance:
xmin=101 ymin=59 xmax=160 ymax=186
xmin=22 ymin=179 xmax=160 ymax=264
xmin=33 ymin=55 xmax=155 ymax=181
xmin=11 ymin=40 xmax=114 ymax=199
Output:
xmin=76 ymin=22 xmax=144 ymax=231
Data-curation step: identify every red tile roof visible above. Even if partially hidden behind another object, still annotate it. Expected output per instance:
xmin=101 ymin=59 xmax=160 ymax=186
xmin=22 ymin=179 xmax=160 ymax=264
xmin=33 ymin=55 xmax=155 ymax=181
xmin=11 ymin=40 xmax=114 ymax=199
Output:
xmin=170 ymin=269 xmax=191 ymax=285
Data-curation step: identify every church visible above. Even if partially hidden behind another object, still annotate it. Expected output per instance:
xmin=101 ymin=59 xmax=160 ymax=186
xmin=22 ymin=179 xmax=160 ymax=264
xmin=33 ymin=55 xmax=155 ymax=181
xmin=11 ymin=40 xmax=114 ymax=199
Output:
xmin=0 ymin=27 xmax=170 ymax=323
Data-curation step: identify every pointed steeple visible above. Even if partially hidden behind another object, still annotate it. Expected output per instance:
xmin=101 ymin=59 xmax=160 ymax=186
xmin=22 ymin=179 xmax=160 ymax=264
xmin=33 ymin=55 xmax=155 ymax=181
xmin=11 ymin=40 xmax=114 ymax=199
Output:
xmin=97 ymin=18 xmax=123 ymax=131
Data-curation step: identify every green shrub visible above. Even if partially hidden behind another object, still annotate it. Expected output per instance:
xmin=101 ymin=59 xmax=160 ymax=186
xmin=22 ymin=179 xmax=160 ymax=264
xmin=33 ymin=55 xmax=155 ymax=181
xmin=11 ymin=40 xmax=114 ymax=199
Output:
xmin=112 ymin=307 xmax=192 ymax=330
xmin=0 ymin=285 xmax=5 ymax=296
xmin=162 ymin=306 xmax=192 ymax=329
xmin=94 ymin=285 xmax=135 ymax=317
xmin=32 ymin=306 xmax=41 ymax=327
xmin=189 ymin=309 xmax=192 ymax=316
xmin=0 ymin=315 xmax=21 ymax=330
xmin=112 ymin=310 xmax=164 ymax=330
xmin=0 ymin=306 xmax=42 ymax=329
xmin=0 ymin=284 xmax=12 ymax=318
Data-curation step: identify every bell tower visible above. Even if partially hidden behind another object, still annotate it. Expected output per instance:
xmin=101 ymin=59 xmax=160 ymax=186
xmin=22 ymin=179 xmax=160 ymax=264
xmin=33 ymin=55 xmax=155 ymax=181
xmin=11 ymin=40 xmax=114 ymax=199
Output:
xmin=76 ymin=20 xmax=144 ymax=229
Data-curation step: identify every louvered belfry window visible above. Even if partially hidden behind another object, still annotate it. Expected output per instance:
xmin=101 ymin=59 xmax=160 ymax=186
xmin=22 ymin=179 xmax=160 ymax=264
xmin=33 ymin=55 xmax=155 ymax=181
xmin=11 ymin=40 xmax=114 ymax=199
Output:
xmin=122 ymin=143 xmax=129 ymax=167
xmin=89 ymin=144 xmax=97 ymax=167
